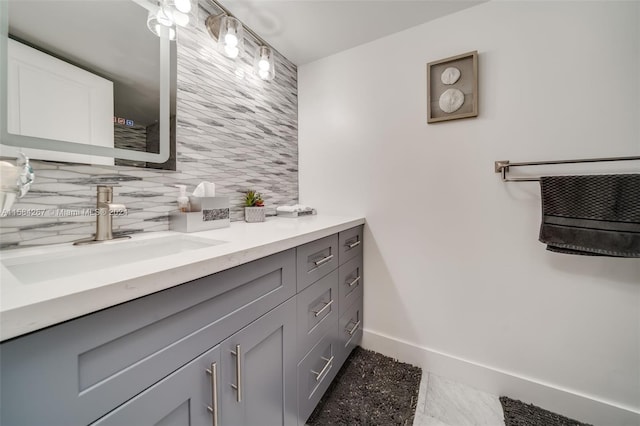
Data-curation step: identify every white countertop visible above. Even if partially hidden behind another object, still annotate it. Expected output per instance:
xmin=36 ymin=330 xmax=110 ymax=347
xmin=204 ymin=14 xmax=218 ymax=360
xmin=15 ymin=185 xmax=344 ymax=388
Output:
xmin=0 ymin=215 xmax=365 ymax=341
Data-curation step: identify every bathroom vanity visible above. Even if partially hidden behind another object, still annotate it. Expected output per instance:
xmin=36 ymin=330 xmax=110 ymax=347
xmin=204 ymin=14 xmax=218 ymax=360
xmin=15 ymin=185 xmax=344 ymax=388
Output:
xmin=0 ymin=216 xmax=365 ymax=426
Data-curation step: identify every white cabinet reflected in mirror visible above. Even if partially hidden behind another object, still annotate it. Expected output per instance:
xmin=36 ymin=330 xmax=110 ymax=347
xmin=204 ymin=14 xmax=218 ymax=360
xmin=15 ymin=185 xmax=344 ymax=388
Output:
xmin=0 ymin=0 xmax=177 ymax=170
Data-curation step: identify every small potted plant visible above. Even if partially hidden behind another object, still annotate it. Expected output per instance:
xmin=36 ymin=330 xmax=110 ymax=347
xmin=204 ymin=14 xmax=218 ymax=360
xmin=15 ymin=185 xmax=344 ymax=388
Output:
xmin=244 ymin=190 xmax=265 ymax=223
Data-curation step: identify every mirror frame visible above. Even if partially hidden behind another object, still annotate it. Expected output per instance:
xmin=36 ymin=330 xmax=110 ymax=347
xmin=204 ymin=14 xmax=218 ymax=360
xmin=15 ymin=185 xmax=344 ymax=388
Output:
xmin=0 ymin=0 xmax=171 ymax=164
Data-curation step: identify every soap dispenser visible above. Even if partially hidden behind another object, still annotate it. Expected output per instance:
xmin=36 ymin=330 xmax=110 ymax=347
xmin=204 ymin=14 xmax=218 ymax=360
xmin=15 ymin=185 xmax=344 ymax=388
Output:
xmin=175 ymin=185 xmax=190 ymax=212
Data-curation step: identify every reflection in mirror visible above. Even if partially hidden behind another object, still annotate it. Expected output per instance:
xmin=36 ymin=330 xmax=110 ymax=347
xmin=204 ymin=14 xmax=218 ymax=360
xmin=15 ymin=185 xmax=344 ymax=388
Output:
xmin=1 ymin=0 xmax=177 ymax=170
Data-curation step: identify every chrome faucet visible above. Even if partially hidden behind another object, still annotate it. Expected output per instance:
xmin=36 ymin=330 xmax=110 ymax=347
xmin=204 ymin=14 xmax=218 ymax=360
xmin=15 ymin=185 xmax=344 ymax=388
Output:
xmin=74 ymin=186 xmax=130 ymax=245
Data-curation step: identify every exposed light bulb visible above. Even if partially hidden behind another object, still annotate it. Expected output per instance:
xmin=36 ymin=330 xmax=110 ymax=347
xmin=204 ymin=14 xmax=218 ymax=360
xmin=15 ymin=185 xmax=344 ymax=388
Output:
xmin=159 ymin=0 xmax=193 ymax=28
xmin=172 ymin=11 xmax=189 ymax=26
xmin=254 ymin=46 xmax=274 ymax=80
xmin=210 ymin=15 xmax=244 ymax=59
xmin=258 ymin=59 xmax=270 ymax=71
xmin=224 ymin=45 xmax=239 ymax=58
xmin=224 ymin=33 xmax=238 ymax=47
xmin=174 ymin=0 xmax=191 ymax=13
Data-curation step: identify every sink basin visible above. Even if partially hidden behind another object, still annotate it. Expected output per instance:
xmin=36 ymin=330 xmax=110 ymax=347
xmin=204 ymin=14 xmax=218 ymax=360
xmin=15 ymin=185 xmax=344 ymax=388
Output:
xmin=1 ymin=234 xmax=226 ymax=285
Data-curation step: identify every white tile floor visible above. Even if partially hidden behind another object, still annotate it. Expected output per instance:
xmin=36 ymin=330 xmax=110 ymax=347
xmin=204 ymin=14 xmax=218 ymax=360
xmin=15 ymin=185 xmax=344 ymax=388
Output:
xmin=413 ymin=373 xmax=505 ymax=426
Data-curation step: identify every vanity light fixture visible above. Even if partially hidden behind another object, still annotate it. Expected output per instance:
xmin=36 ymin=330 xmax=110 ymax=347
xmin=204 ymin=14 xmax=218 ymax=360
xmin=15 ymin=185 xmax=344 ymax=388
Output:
xmin=204 ymin=0 xmax=278 ymax=81
xmin=146 ymin=0 xmax=195 ymax=40
xmin=254 ymin=45 xmax=275 ymax=81
xmin=163 ymin=0 xmax=193 ymax=27
xmin=206 ymin=14 xmax=245 ymax=59
xmin=147 ymin=7 xmax=177 ymax=40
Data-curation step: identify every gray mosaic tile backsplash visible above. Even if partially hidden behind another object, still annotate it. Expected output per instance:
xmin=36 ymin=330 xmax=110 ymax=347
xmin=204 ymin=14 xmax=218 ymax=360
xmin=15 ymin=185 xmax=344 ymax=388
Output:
xmin=0 ymin=12 xmax=298 ymax=249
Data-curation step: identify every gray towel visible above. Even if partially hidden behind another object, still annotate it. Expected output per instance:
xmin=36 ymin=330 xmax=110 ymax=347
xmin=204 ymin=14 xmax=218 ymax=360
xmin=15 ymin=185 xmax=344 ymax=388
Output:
xmin=539 ymin=174 xmax=640 ymax=257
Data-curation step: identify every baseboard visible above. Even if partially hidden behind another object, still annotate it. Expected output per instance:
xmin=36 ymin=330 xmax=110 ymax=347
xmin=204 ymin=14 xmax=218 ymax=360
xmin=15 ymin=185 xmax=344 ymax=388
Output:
xmin=362 ymin=329 xmax=640 ymax=426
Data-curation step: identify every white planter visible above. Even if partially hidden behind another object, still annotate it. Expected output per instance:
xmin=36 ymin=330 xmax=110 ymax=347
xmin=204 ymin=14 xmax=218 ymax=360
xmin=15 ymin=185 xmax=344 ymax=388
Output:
xmin=244 ymin=206 xmax=265 ymax=223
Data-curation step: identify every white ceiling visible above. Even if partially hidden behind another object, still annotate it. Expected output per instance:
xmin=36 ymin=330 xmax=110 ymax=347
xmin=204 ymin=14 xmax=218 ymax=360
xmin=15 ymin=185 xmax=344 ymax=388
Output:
xmin=217 ymin=0 xmax=486 ymax=65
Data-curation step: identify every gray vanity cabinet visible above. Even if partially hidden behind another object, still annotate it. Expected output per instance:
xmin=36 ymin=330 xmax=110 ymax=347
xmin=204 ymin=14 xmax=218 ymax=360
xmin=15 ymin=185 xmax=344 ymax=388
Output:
xmin=220 ymin=297 xmax=297 ymax=426
xmin=333 ymin=226 xmax=364 ymax=388
xmin=0 ymin=225 xmax=364 ymax=426
xmin=92 ymin=298 xmax=297 ymax=426
xmin=0 ymin=249 xmax=296 ymax=426
xmin=92 ymin=346 xmax=221 ymax=426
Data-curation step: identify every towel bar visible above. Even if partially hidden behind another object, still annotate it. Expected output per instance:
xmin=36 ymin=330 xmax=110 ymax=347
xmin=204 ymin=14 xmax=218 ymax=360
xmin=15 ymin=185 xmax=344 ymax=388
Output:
xmin=494 ymin=155 xmax=640 ymax=182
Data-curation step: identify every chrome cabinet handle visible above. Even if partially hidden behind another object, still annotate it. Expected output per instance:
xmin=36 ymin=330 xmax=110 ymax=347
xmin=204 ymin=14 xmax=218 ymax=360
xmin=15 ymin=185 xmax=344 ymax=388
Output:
xmin=205 ymin=362 xmax=218 ymax=426
xmin=312 ymin=299 xmax=334 ymax=317
xmin=311 ymin=355 xmax=334 ymax=382
xmin=347 ymin=240 xmax=361 ymax=249
xmin=230 ymin=345 xmax=242 ymax=402
xmin=346 ymin=320 xmax=361 ymax=336
xmin=314 ymin=254 xmax=334 ymax=266
xmin=347 ymin=276 xmax=361 ymax=287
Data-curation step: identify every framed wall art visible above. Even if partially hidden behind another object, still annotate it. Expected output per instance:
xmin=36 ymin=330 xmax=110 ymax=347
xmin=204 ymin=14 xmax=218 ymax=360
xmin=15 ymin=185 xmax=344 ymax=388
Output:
xmin=427 ymin=51 xmax=478 ymax=123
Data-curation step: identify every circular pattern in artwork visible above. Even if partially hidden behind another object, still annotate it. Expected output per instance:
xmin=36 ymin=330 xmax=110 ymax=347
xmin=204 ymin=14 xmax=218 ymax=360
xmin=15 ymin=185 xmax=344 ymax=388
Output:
xmin=440 ymin=67 xmax=461 ymax=85
xmin=439 ymin=88 xmax=465 ymax=113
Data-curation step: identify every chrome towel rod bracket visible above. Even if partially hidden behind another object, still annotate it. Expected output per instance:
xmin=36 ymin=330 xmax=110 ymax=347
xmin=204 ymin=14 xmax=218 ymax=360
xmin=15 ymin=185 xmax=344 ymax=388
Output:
xmin=495 ymin=155 xmax=640 ymax=182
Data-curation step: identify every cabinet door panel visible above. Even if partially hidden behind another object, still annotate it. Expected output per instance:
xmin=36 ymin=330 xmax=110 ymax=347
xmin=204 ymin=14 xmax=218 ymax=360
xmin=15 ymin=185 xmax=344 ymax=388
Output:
xmin=297 ymin=327 xmax=338 ymax=425
xmin=221 ymin=298 xmax=297 ymax=426
xmin=338 ymin=254 xmax=363 ymax=316
xmin=92 ymin=346 xmax=221 ymax=426
xmin=337 ymin=296 xmax=364 ymax=367
xmin=296 ymin=234 xmax=339 ymax=291
xmin=296 ymin=269 xmax=339 ymax=360
xmin=338 ymin=225 xmax=363 ymax=264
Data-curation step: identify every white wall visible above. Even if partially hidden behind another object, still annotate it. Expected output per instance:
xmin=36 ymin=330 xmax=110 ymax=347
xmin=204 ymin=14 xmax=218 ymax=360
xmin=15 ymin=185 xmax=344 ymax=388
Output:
xmin=299 ymin=1 xmax=640 ymax=424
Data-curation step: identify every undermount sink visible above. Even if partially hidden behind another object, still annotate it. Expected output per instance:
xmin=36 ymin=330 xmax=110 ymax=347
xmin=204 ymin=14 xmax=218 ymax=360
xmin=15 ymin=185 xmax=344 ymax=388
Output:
xmin=1 ymin=234 xmax=226 ymax=285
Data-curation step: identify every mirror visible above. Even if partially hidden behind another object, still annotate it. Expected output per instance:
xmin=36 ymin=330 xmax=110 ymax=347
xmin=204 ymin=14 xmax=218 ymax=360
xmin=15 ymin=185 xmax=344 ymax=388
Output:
xmin=0 ymin=0 xmax=177 ymax=170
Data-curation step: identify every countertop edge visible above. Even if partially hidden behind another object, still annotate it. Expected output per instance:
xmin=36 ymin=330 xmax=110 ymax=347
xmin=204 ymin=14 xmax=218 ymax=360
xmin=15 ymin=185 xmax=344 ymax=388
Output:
xmin=0 ymin=216 xmax=365 ymax=342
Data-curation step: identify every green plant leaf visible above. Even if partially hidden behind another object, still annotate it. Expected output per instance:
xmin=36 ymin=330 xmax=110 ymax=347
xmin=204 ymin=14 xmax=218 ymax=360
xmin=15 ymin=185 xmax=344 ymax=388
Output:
xmin=244 ymin=190 xmax=263 ymax=207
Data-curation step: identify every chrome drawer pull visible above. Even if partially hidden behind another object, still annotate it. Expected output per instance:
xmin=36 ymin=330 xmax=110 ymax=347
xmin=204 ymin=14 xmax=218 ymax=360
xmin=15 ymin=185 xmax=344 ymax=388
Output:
xmin=346 ymin=320 xmax=361 ymax=336
xmin=347 ymin=240 xmax=361 ymax=249
xmin=230 ymin=345 xmax=242 ymax=402
xmin=312 ymin=299 xmax=334 ymax=317
xmin=205 ymin=362 xmax=219 ymax=426
xmin=314 ymin=254 xmax=334 ymax=266
xmin=347 ymin=276 xmax=361 ymax=287
xmin=311 ymin=355 xmax=334 ymax=382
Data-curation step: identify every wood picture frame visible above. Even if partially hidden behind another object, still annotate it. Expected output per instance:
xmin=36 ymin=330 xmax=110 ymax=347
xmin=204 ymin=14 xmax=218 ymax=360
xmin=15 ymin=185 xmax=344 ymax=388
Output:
xmin=427 ymin=51 xmax=478 ymax=123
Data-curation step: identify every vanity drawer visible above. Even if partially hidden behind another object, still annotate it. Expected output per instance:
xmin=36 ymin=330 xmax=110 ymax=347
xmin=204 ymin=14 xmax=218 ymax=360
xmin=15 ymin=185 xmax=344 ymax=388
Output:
xmin=338 ymin=254 xmax=363 ymax=316
xmin=338 ymin=225 xmax=363 ymax=264
xmin=297 ymin=268 xmax=339 ymax=360
xmin=0 ymin=249 xmax=295 ymax=426
xmin=296 ymin=233 xmax=339 ymax=291
xmin=337 ymin=296 xmax=363 ymax=367
xmin=297 ymin=327 xmax=338 ymax=425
